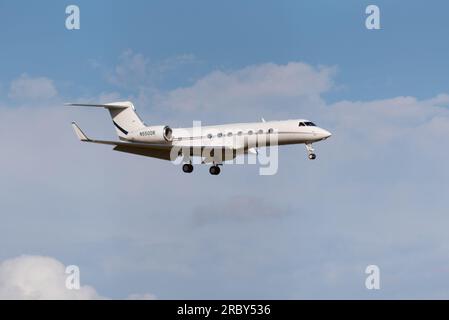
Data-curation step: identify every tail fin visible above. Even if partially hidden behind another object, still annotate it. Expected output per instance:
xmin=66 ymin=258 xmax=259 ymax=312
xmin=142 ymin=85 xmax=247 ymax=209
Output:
xmin=66 ymin=101 xmax=145 ymax=139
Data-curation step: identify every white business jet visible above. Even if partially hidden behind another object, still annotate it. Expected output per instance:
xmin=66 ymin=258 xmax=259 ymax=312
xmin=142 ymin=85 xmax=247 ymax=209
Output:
xmin=69 ymin=101 xmax=331 ymax=175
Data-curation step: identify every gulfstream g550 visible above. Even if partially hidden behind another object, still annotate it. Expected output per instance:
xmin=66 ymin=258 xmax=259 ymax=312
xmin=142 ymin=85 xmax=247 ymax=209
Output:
xmin=68 ymin=101 xmax=331 ymax=175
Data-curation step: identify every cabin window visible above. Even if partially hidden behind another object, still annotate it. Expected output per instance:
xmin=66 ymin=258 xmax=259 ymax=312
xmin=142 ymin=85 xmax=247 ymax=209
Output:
xmin=227 ymin=132 xmax=233 ymax=137
xmin=248 ymin=130 xmax=253 ymax=135
xmin=258 ymin=129 xmax=263 ymax=134
xmin=299 ymin=122 xmax=305 ymax=127
xmin=268 ymin=128 xmax=274 ymax=134
xmin=207 ymin=133 xmax=213 ymax=139
xmin=237 ymin=131 xmax=243 ymax=136
xmin=305 ymin=122 xmax=316 ymax=126
xmin=217 ymin=133 xmax=223 ymax=137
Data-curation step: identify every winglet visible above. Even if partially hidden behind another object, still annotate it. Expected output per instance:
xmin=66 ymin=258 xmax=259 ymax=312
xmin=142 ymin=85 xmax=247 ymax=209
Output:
xmin=71 ymin=122 xmax=90 ymax=141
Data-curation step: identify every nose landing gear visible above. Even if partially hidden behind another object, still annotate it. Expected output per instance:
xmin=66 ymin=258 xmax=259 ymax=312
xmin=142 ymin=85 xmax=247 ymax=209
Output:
xmin=305 ymin=143 xmax=316 ymax=160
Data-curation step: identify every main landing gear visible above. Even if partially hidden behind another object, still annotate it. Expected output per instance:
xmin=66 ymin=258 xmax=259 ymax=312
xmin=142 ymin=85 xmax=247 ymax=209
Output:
xmin=181 ymin=163 xmax=221 ymax=175
xmin=182 ymin=163 xmax=194 ymax=173
xmin=305 ymin=143 xmax=316 ymax=160
xmin=209 ymin=165 xmax=221 ymax=175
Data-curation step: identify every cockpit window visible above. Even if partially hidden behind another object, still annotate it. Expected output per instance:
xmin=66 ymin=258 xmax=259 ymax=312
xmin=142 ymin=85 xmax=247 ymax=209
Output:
xmin=300 ymin=121 xmax=317 ymax=127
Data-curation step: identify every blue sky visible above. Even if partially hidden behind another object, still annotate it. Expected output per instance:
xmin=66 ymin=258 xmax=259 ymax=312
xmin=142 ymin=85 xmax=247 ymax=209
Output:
xmin=2 ymin=0 xmax=449 ymax=101
xmin=1 ymin=0 xmax=449 ymax=299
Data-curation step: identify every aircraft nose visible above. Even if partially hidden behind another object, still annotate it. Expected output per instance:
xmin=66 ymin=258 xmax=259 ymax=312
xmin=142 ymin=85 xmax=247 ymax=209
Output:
xmin=319 ymin=129 xmax=332 ymax=140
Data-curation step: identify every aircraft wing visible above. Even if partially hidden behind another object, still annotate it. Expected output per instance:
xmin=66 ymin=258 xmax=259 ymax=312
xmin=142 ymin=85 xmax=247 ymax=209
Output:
xmin=72 ymin=122 xmax=174 ymax=160
xmin=71 ymin=122 xmax=237 ymax=162
xmin=71 ymin=122 xmax=169 ymax=148
xmin=113 ymin=144 xmax=173 ymax=160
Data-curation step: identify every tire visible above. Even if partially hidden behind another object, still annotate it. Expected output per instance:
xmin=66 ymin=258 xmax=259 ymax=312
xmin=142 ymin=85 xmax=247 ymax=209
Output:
xmin=209 ymin=166 xmax=221 ymax=175
xmin=183 ymin=164 xmax=193 ymax=173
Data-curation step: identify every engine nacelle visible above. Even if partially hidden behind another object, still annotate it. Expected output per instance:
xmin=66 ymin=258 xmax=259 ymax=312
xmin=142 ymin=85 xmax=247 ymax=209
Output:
xmin=131 ymin=126 xmax=173 ymax=143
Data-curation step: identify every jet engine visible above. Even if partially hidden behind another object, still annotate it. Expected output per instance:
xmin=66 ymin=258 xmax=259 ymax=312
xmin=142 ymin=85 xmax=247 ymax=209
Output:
xmin=132 ymin=126 xmax=173 ymax=143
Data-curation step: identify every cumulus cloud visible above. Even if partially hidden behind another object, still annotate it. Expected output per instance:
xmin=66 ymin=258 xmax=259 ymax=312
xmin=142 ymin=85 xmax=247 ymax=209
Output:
xmin=146 ymin=62 xmax=336 ymax=125
xmin=8 ymin=74 xmax=57 ymax=101
xmin=0 ymin=255 xmax=101 ymax=300
xmin=98 ymin=55 xmax=336 ymax=125
xmin=323 ymin=94 xmax=449 ymax=157
xmin=2 ymin=60 xmax=449 ymax=298
xmin=156 ymin=62 xmax=334 ymax=109
xmin=0 ymin=255 xmax=157 ymax=300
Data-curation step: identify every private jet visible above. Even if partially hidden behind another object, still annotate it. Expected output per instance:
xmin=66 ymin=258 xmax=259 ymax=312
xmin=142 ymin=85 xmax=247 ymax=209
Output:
xmin=69 ymin=101 xmax=332 ymax=175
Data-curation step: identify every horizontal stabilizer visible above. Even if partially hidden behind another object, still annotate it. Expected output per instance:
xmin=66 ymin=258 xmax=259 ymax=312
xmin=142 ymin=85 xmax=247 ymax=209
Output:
xmin=65 ymin=101 xmax=134 ymax=110
xmin=66 ymin=101 xmax=142 ymax=139
xmin=65 ymin=103 xmax=128 ymax=110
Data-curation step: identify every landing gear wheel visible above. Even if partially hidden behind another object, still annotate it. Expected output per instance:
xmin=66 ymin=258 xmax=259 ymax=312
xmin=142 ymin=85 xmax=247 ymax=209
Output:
xmin=209 ymin=166 xmax=221 ymax=175
xmin=305 ymin=143 xmax=316 ymax=160
xmin=182 ymin=164 xmax=194 ymax=173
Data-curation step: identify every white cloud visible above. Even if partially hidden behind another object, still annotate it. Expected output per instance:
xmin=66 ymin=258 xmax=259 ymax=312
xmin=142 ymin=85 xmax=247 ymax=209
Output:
xmin=158 ymin=62 xmax=334 ymax=110
xmin=8 ymin=74 xmax=57 ymax=101
xmin=0 ymin=255 xmax=157 ymax=300
xmin=149 ymin=62 xmax=336 ymax=124
xmin=325 ymin=94 xmax=449 ymax=150
xmin=2 ymin=60 xmax=449 ymax=298
xmin=0 ymin=255 xmax=101 ymax=300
